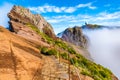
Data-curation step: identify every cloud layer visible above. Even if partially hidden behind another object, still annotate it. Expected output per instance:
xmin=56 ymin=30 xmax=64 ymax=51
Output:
xmin=28 ymin=2 xmax=96 ymax=13
xmin=83 ymin=28 xmax=120 ymax=79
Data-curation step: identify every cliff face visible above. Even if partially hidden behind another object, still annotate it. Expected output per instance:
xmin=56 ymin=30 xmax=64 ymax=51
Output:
xmin=61 ymin=26 xmax=87 ymax=48
xmin=8 ymin=5 xmax=56 ymax=39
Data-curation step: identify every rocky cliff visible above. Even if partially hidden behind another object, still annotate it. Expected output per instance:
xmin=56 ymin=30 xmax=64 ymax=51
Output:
xmin=60 ymin=26 xmax=87 ymax=48
xmin=8 ymin=5 xmax=56 ymax=39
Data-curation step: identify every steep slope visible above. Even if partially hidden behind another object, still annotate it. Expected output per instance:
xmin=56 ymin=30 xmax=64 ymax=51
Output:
xmin=57 ymin=26 xmax=118 ymax=80
xmin=0 ymin=26 xmax=95 ymax=80
xmin=0 ymin=26 xmax=43 ymax=80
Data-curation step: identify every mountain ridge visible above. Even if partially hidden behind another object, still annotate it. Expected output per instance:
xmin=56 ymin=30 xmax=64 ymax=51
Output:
xmin=0 ymin=5 xmax=118 ymax=80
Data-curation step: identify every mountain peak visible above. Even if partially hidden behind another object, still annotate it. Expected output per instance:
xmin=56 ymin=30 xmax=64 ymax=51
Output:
xmin=60 ymin=26 xmax=87 ymax=48
xmin=8 ymin=5 xmax=56 ymax=39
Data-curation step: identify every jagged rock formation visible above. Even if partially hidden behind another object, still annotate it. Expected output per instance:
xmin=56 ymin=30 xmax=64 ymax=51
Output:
xmin=58 ymin=26 xmax=92 ymax=60
xmin=60 ymin=26 xmax=87 ymax=48
xmin=8 ymin=5 xmax=56 ymax=39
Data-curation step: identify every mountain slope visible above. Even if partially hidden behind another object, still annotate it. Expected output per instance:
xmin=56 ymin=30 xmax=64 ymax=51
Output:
xmin=0 ymin=26 xmax=43 ymax=80
xmin=0 ymin=26 xmax=95 ymax=80
xmin=0 ymin=5 xmax=118 ymax=80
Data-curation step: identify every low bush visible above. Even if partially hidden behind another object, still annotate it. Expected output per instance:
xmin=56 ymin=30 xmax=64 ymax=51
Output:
xmin=61 ymin=52 xmax=68 ymax=60
xmin=41 ymin=47 xmax=58 ymax=56
xmin=46 ymin=49 xmax=58 ymax=55
xmin=55 ymin=40 xmax=68 ymax=50
xmin=41 ymin=47 xmax=48 ymax=54
xmin=67 ymin=47 xmax=76 ymax=54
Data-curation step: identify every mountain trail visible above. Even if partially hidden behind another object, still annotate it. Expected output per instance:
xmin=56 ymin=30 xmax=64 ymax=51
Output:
xmin=41 ymin=56 xmax=69 ymax=80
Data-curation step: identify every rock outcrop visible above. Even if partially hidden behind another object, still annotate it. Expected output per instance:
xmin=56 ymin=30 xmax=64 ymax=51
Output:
xmin=60 ymin=26 xmax=87 ymax=48
xmin=8 ymin=5 xmax=56 ymax=39
xmin=58 ymin=26 xmax=92 ymax=60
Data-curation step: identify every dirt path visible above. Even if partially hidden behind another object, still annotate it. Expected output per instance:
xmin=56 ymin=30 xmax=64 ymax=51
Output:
xmin=41 ymin=56 xmax=69 ymax=80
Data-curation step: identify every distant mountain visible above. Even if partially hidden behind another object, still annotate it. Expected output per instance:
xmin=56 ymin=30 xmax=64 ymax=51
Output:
xmin=58 ymin=26 xmax=87 ymax=48
xmin=81 ymin=23 xmax=103 ymax=29
xmin=81 ymin=23 xmax=120 ymax=29
xmin=0 ymin=5 xmax=118 ymax=80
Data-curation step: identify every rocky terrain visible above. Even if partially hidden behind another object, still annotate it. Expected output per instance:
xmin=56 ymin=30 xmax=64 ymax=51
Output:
xmin=60 ymin=26 xmax=87 ymax=48
xmin=0 ymin=26 xmax=43 ymax=80
xmin=8 ymin=5 xmax=56 ymax=40
xmin=0 ymin=5 xmax=118 ymax=80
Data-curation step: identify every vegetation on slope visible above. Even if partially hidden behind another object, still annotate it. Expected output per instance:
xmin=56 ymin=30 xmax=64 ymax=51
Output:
xmin=26 ymin=23 xmax=113 ymax=80
xmin=26 ymin=23 xmax=54 ymax=44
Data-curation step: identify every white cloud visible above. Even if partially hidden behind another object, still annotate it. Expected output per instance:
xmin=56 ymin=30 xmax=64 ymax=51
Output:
xmin=28 ymin=2 xmax=97 ymax=13
xmin=0 ymin=2 xmax=13 ymax=28
xmin=64 ymin=7 xmax=76 ymax=13
xmin=45 ymin=11 xmax=120 ymax=34
xmin=47 ymin=11 xmax=120 ymax=24
xmin=94 ymin=11 xmax=120 ymax=21
xmin=77 ymin=2 xmax=97 ymax=9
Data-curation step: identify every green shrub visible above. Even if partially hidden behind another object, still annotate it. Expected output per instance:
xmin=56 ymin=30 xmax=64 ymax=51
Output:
xmin=41 ymin=47 xmax=58 ymax=56
xmin=46 ymin=49 xmax=58 ymax=55
xmin=67 ymin=47 xmax=76 ymax=54
xmin=99 ymin=70 xmax=111 ymax=78
xmin=70 ymin=57 xmax=77 ymax=65
xmin=55 ymin=40 xmax=68 ymax=50
xmin=61 ymin=52 xmax=68 ymax=60
xmin=81 ymin=69 xmax=91 ymax=76
xmin=41 ymin=47 xmax=48 ymax=54
xmin=68 ymin=53 xmax=112 ymax=80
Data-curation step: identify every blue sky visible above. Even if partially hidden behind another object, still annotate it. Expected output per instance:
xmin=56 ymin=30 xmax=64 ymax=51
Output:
xmin=0 ymin=0 xmax=120 ymax=34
